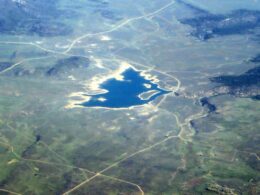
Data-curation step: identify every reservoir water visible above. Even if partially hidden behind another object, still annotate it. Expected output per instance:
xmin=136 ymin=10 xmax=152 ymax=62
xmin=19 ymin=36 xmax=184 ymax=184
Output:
xmin=82 ymin=68 xmax=170 ymax=108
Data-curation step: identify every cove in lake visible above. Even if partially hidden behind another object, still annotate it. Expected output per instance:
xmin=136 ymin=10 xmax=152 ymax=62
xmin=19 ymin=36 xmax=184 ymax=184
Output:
xmin=81 ymin=68 xmax=171 ymax=108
